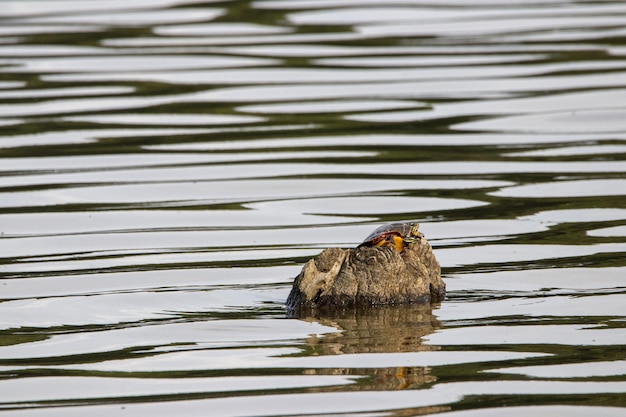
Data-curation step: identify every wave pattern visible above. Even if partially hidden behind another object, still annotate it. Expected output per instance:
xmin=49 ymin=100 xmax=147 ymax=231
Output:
xmin=0 ymin=0 xmax=625 ymax=415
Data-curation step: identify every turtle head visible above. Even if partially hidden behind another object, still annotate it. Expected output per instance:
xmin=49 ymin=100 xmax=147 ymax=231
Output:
xmin=403 ymin=223 xmax=420 ymax=243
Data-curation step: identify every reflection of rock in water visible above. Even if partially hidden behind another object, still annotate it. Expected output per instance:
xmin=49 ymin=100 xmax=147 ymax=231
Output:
xmin=286 ymin=234 xmax=444 ymax=315
xmin=299 ymin=305 xmax=442 ymax=391
xmin=286 ymin=231 xmax=445 ymax=392
xmin=305 ymin=304 xmax=441 ymax=354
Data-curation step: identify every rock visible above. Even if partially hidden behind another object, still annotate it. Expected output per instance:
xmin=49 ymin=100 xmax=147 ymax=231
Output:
xmin=286 ymin=233 xmax=444 ymax=315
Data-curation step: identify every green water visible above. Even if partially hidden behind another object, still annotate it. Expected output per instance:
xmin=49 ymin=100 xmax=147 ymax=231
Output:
xmin=0 ymin=1 xmax=625 ymax=416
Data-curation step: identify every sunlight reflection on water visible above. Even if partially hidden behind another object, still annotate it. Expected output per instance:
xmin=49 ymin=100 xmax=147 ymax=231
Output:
xmin=0 ymin=0 xmax=625 ymax=416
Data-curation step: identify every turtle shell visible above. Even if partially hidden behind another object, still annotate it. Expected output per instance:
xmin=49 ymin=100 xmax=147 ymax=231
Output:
xmin=357 ymin=222 xmax=421 ymax=252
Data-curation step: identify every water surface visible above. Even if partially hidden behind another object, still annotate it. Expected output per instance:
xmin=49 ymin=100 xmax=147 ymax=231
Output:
xmin=0 ymin=0 xmax=625 ymax=416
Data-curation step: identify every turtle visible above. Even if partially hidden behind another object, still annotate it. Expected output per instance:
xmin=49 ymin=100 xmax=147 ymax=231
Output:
xmin=357 ymin=222 xmax=422 ymax=253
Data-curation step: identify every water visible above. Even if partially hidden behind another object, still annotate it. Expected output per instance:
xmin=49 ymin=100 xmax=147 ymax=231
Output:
xmin=1 ymin=0 xmax=625 ymax=415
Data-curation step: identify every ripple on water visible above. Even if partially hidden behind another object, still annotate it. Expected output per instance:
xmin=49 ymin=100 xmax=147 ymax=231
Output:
xmin=139 ymin=72 xmax=626 ymax=102
xmin=504 ymin=144 xmax=626 ymax=157
xmin=0 ymin=375 xmax=357 ymax=404
xmin=0 ymin=128 xmax=217 ymax=148
xmin=314 ymin=54 xmax=547 ymax=67
xmin=0 ymin=178 xmax=502 ymax=207
xmin=433 ymin=406 xmax=626 ymax=417
xmin=1 ymin=0 xmax=625 ymax=416
xmin=0 ymin=346 xmax=547 ymax=372
xmin=426 ymin=321 xmax=626 ymax=345
xmin=489 ymin=360 xmax=626 ymax=378
xmin=64 ymin=113 xmax=266 ymax=125
xmin=144 ymin=133 xmax=622 ymax=151
xmin=13 ymin=8 xmax=225 ymax=26
xmin=457 ymin=108 xmax=626 ymax=133
xmin=491 ymin=179 xmax=626 ymax=198
xmin=437 ymin=243 xmax=625 ymax=268
xmin=247 ymin=196 xmax=488 ymax=215
xmin=588 ymin=226 xmax=626 ymax=237
xmin=0 ymin=0 xmax=213 ymax=17
xmin=237 ymin=99 xmax=425 ymax=114
xmin=1 ymin=383 xmax=625 ymax=417
xmin=154 ymin=22 xmax=293 ymax=36
xmin=0 ymin=55 xmax=279 ymax=73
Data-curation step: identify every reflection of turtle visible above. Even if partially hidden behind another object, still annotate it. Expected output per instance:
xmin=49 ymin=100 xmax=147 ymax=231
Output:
xmin=357 ymin=222 xmax=422 ymax=253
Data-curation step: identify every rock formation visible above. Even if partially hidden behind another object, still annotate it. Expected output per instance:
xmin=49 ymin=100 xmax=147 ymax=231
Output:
xmin=287 ymin=233 xmax=444 ymax=316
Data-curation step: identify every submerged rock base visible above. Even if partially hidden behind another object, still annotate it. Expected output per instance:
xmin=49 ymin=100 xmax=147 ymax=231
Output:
xmin=287 ymin=236 xmax=444 ymax=316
